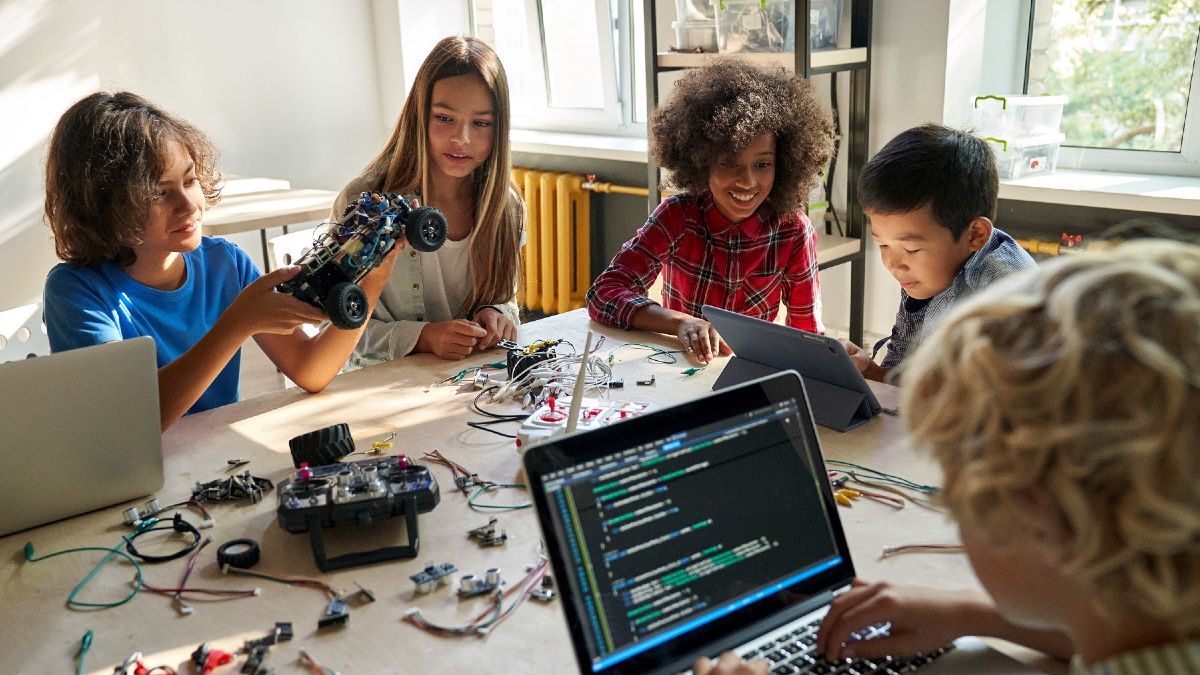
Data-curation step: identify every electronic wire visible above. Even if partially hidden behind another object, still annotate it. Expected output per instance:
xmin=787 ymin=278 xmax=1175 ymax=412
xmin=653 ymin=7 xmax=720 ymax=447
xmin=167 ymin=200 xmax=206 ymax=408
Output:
xmin=422 ymin=449 xmax=495 ymax=495
xmin=605 ymin=342 xmax=684 ymax=365
xmin=139 ymin=500 xmax=215 ymax=528
xmin=23 ymin=519 xmax=156 ymax=609
xmin=221 ymin=565 xmax=340 ymax=600
xmin=138 ymin=537 xmax=259 ymax=613
xmin=466 ymin=385 xmax=527 ymax=438
xmin=75 ymin=630 xmax=92 ymax=675
xmin=880 ymin=543 xmax=965 ymax=559
xmin=299 ymin=649 xmax=342 ymax=675
xmin=486 ymin=352 xmax=613 ymax=404
xmin=846 ymin=474 xmax=941 ymax=510
xmin=467 ymin=483 xmax=532 ymax=511
xmin=824 ymin=460 xmax=939 ymax=494
xmin=403 ymin=557 xmax=550 ymax=636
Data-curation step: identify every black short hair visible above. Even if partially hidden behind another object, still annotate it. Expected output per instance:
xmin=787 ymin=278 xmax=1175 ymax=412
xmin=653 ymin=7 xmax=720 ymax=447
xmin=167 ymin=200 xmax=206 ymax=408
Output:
xmin=859 ymin=124 xmax=998 ymax=239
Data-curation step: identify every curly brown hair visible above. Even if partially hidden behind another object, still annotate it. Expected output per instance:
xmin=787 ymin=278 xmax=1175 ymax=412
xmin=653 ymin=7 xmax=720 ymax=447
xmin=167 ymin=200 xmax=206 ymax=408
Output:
xmin=651 ymin=58 xmax=834 ymax=213
xmin=45 ymin=91 xmax=223 ymax=268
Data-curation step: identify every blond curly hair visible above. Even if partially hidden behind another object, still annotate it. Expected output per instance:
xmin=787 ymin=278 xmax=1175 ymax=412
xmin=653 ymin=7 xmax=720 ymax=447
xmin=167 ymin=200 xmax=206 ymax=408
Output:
xmin=900 ymin=240 xmax=1200 ymax=632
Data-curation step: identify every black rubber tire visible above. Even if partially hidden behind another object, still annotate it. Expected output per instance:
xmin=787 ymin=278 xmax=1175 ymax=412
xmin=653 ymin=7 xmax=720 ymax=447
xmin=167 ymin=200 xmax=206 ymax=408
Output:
xmin=289 ymin=423 xmax=355 ymax=468
xmin=406 ymin=207 xmax=448 ymax=252
xmin=326 ymin=282 xmax=368 ymax=330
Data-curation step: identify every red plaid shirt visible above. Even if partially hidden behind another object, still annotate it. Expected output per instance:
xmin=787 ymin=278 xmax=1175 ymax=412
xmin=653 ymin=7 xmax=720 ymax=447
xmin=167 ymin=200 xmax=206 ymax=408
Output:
xmin=587 ymin=192 xmax=823 ymax=333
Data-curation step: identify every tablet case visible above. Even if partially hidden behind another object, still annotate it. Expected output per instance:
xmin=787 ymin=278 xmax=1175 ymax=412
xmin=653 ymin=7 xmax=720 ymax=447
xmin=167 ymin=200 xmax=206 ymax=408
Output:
xmin=704 ymin=306 xmax=880 ymax=432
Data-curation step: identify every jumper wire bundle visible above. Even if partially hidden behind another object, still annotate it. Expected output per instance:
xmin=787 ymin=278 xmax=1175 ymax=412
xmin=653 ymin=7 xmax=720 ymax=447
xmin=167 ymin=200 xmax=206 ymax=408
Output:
xmin=403 ymin=557 xmax=550 ymax=636
xmin=422 ymin=450 xmax=530 ymax=511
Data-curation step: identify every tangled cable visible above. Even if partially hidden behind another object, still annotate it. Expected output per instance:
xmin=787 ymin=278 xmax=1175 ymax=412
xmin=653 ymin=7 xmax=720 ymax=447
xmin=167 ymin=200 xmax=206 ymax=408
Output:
xmin=404 ymin=557 xmax=550 ymax=636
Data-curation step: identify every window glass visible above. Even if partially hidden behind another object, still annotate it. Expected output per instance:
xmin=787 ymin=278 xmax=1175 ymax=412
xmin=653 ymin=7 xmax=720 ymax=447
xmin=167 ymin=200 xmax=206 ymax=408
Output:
xmin=632 ymin=0 xmax=647 ymax=123
xmin=1027 ymin=0 xmax=1200 ymax=152
xmin=541 ymin=0 xmax=606 ymax=109
xmin=491 ymin=0 xmax=540 ymax=117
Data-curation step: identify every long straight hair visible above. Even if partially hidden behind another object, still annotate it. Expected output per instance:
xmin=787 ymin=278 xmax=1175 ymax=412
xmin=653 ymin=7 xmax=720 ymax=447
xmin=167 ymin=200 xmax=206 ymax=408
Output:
xmin=361 ymin=36 xmax=521 ymax=316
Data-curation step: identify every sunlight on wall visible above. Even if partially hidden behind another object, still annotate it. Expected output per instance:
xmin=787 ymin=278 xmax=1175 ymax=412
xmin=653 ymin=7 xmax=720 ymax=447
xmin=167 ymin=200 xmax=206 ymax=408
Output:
xmin=0 ymin=0 xmax=53 ymax=56
xmin=0 ymin=72 xmax=99 ymax=175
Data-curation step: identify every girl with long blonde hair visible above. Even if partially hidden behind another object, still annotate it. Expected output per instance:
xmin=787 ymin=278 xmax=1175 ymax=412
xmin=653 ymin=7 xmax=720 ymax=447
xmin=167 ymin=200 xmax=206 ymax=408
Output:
xmin=333 ymin=36 xmax=523 ymax=364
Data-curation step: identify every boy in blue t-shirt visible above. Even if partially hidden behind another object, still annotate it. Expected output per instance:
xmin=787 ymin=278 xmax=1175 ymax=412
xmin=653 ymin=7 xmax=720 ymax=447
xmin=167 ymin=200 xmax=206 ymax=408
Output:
xmin=42 ymin=91 xmax=397 ymax=430
xmin=844 ymin=124 xmax=1035 ymax=382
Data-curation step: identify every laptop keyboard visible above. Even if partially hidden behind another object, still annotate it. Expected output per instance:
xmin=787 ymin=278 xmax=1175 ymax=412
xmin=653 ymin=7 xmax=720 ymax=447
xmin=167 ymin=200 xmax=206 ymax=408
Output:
xmin=735 ymin=618 xmax=953 ymax=674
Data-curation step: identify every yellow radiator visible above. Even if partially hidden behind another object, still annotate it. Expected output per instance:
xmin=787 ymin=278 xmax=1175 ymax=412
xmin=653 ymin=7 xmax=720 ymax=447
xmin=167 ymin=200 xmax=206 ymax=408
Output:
xmin=513 ymin=168 xmax=590 ymax=315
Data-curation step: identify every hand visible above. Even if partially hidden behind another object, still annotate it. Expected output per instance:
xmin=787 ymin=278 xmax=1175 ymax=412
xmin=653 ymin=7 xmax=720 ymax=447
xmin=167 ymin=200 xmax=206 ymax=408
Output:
xmin=816 ymin=579 xmax=970 ymax=661
xmin=473 ymin=307 xmax=516 ymax=350
xmin=840 ymin=339 xmax=886 ymax=382
xmin=227 ymin=266 xmax=329 ymax=336
xmin=417 ymin=319 xmax=487 ymax=360
xmin=691 ymin=651 xmax=768 ymax=675
xmin=677 ymin=317 xmax=732 ymax=364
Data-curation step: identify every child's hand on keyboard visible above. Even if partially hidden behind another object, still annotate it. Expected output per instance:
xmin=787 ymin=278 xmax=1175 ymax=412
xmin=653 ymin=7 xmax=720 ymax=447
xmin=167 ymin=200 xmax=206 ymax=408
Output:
xmin=692 ymin=650 xmax=769 ymax=675
xmin=816 ymin=579 xmax=976 ymax=661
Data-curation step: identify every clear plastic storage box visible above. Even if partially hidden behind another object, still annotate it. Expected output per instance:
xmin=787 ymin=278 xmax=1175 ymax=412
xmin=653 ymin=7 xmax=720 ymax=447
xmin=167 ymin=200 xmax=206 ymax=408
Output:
xmin=807 ymin=0 xmax=843 ymax=51
xmin=716 ymin=0 xmax=790 ymax=52
xmin=985 ymin=133 xmax=1065 ymax=180
xmin=972 ymin=94 xmax=1068 ymax=138
xmin=973 ymin=94 xmax=1068 ymax=179
xmin=715 ymin=0 xmax=844 ymax=53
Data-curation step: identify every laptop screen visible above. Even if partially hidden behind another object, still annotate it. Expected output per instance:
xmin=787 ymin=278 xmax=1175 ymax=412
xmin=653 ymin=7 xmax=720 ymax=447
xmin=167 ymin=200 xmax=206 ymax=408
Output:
xmin=525 ymin=371 xmax=855 ymax=674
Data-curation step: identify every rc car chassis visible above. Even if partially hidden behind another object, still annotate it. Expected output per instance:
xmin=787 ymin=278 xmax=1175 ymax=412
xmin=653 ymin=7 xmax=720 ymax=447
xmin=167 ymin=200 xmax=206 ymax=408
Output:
xmin=277 ymin=192 xmax=448 ymax=329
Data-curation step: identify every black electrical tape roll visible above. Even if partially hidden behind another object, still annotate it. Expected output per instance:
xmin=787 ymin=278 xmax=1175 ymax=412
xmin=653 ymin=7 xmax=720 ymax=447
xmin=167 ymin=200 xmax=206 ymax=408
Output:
xmin=217 ymin=538 xmax=261 ymax=569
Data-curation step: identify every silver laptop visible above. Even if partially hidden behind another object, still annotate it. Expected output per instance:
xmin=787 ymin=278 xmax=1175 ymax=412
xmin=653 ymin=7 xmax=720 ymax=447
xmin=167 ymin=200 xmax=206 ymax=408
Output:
xmin=0 ymin=337 xmax=163 ymax=536
xmin=524 ymin=371 xmax=1038 ymax=674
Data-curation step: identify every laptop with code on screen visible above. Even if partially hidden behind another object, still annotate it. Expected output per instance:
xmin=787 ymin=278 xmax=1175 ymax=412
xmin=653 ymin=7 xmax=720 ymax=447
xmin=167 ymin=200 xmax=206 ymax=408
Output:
xmin=523 ymin=370 xmax=1038 ymax=674
xmin=0 ymin=337 xmax=163 ymax=536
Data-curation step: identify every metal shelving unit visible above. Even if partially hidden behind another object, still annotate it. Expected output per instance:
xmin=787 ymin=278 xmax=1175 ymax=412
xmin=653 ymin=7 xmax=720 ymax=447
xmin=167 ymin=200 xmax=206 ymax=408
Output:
xmin=642 ymin=0 xmax=873 ymax=345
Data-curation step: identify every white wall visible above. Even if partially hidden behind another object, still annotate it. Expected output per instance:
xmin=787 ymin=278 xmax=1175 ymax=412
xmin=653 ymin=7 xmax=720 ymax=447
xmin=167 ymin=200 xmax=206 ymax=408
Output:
xmin=817 ymin=0 xmax=954 ymax=342
xmin=0 ymin=0 xmax=390 ymax=311
xmin=0 ymin=0 xmax=996 ymax=342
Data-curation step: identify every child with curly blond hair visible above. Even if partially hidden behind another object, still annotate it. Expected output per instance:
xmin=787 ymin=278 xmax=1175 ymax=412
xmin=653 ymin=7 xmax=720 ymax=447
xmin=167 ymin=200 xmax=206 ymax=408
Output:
xmin=805 ymin=240 xmax=1200 ymax=673
xmin=586 ymin=58 xmax=833 ymax=363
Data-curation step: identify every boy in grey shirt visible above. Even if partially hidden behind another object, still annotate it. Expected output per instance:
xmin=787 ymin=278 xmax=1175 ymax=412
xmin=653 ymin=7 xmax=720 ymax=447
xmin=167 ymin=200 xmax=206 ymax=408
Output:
xmin=845 ymin=124 xmax=1035 ymax=381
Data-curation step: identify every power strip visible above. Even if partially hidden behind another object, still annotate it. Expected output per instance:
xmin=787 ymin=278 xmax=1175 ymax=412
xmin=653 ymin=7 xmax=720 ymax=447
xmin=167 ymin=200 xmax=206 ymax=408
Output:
xmin=515 ymin=396 xmax=648 ymax=452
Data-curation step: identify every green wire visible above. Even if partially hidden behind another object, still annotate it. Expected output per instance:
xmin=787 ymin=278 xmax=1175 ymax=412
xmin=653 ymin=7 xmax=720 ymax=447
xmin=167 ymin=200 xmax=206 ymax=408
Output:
xmin=467 ymin=483 xmax=532 ymax=511
xmin=76 ymin=630 xmax=92 ymax=675
xmin=825 ymin=460 xmax=939 ymax=494
xmin=449 ymin=361 xmax=508 ymax=383
xmin=24 ymin=520 xmax=152 ymax=609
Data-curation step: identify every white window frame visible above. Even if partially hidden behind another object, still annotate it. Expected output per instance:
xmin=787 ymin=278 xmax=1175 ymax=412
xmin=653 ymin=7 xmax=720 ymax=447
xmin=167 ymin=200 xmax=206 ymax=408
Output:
xmin=1022 ymin=0 xmax=1200 ymax=177
xmin=472 ymin=0 xmax=646 ymax=138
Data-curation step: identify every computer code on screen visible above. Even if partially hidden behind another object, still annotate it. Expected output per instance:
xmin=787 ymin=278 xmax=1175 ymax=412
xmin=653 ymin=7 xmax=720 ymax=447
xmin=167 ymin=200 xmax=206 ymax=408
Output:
xmin=542 ymin=401 xmax=841 ymax=664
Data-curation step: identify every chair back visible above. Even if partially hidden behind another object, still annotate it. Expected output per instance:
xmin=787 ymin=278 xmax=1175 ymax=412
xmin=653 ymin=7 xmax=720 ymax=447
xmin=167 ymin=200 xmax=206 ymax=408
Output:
xmin=0 ymin=303 xmax=50 ymax=363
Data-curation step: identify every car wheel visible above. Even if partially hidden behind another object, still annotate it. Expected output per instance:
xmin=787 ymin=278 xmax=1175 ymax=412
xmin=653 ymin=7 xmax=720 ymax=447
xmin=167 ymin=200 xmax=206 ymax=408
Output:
xmin=406 ymin=206 xmax=448 ymax=252
xmin=326 ymin=282 xmax=368 ymax=329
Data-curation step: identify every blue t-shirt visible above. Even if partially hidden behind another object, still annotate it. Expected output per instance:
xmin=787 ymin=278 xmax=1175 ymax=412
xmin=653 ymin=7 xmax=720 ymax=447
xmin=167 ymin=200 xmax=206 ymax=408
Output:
xmin=43 ymin=237 xmax=260 ymax=415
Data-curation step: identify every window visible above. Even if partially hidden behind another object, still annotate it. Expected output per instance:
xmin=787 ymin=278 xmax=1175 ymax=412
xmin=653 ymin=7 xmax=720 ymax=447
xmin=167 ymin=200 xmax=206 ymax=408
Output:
xmin=473 ymin=0 xmax=646 ymax=136
xmin=1025 ymin=0 xmax=1200 ymax=174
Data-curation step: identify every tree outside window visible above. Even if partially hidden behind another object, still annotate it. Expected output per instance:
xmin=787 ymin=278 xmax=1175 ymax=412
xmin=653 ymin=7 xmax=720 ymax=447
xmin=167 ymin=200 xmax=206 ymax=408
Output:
xmin=1027 ymin=0 xmax=1200 ymax=153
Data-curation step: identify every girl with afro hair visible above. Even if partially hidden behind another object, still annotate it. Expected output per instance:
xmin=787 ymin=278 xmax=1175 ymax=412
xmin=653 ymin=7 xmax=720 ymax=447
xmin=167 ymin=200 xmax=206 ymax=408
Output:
xmin=586 ymin=58 xmax=833 ymax=362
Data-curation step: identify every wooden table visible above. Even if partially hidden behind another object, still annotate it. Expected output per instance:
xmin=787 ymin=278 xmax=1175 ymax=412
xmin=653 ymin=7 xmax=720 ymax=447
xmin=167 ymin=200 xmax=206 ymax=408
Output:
xmin=205 ymin=189 xmax=337 ymax=271
xmin=0 ymin=310 xmax=1059 ymax=674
